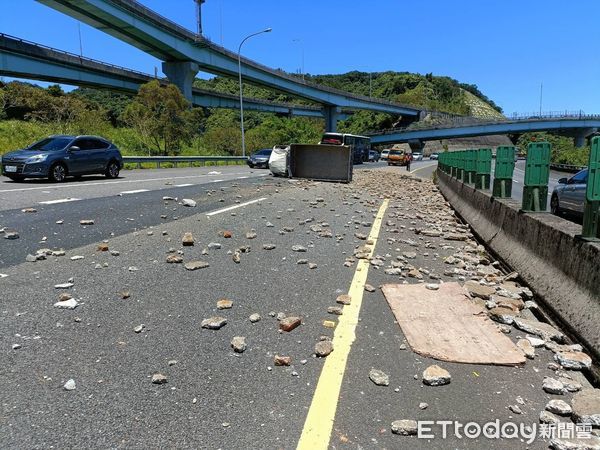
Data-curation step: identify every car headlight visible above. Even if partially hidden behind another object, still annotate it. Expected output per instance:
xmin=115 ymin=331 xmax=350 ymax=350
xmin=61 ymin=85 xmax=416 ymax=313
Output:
xmin=26 ymin=154 xmax=48 ymax=164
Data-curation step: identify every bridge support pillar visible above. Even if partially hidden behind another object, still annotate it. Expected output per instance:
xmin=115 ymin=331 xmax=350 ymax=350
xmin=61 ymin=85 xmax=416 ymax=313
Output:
xmin=324 ymin=106 xmax=341 ymax=132
xmin=162 ymin=61 xmax=199 ymax=101
xmin=573 ymin=128 xmax=597 ymax=148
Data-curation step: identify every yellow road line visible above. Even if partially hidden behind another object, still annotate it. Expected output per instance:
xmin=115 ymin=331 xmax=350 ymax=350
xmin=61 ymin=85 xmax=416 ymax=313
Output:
xmin=297 ymin=199 xmax=389 ymax=450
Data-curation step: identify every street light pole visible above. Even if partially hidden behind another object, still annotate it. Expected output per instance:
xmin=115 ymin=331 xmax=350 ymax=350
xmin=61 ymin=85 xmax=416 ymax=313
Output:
xmin=238 ymin=27 xmax=272 ymax=158
xmin=292 ymin=39 xmax=304 ymax=81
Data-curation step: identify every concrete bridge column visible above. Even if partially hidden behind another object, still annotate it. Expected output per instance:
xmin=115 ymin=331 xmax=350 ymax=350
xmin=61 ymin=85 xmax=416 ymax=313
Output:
xmin=162 ymin=61 xmax=199 ymax=101
xmin=572 ymin=128 xmax=597 ymax=148
xmin=324 ymin=106 xmax=341 ymax=132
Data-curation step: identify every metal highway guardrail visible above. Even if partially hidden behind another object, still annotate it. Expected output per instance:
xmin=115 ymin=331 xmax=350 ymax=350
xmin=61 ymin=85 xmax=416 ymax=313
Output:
xmin=550 ymin=163 xmax=586 ymax=173
xmin=122 ymin=155 xmax=247 ymax=168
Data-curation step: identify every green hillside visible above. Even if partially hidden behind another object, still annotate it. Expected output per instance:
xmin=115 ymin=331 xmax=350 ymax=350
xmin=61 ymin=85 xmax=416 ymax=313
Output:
xmin=1 ymin=71 xmax=504 ymax=156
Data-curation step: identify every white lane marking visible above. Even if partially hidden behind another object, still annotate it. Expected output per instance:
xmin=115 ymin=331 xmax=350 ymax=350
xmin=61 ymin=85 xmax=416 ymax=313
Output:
xmin=410 ymin=162 xmax=437 ymax=174
xmin=174 ymin=183 xmax=193 ymax=187
xmin=237 ymin=176 xmax=248 ymax=179
xmin=39 ymin=198 xmax=81 ymax=205
xmin=206 ymin=197 xmax=267 ymax=217
xmin=119 ymin=189 xmax=149 ymax=195
xmin=211 ymin=179 xmax=224 ymax=183
xmin=514 ymin=180 xmax=519 ymax=184
xmin=0 ymin=172 xmax=253 ymax=193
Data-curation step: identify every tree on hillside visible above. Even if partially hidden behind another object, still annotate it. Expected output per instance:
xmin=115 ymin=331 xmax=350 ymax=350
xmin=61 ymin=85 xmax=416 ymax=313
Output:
xmin=121 ymin=80 xmax=200 ymax=156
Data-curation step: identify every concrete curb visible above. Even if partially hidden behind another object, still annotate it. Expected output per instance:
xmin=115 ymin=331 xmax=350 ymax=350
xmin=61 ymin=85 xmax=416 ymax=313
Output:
xmin=436 ymin=170 xmax=600 ymax=360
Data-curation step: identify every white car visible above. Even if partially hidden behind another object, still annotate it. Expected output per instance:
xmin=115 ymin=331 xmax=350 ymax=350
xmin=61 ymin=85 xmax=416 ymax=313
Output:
xmin=412 ymin=152 xmax=424 ymax=161
xmin=380 ymin=149 xmax=390 ymax=160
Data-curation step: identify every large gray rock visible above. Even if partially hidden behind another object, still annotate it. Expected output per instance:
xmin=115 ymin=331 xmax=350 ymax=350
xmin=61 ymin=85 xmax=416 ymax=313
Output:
xmin=572 ymin=389 xmax=600 ymax=426
xmin=555 ymin=351 xmax=592 ymax=370
xmin=543 ymin=377 xmax=566 ymax=395
xmin=513 ymin=317 xmax=564 ymax=342
xmin=546 ymin=399 xmax=572 ymax=416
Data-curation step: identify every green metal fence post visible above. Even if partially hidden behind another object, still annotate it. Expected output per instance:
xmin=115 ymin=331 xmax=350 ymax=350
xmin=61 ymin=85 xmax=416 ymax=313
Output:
xmin=458 ymin=150 xmax=465 ymax=181
xmin=475 ymin=148 xmax=492 ymax=189
xmin=581 ymin=136 xmax=600 ymax=240
xmin=521 ymin=142 xmax=551 ymax=212
xmin=493 ymin=146 xmax=516 ymax=198
xmin=465 ymin=149 xmax=477 ymax=185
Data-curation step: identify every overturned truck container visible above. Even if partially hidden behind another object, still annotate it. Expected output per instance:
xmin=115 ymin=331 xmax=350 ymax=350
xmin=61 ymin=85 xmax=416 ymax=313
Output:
xmin=268 ymin=144 xmax=353 ymax=183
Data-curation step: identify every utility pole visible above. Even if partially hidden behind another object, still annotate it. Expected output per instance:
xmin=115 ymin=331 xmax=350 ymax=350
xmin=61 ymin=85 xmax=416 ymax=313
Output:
xmin=539 ymin=82 xmax=543 ymax=117
xmin=195 ymin=0 xmax=205 ymax=37
xmin=77 ymin=22 xmax=83 ymax=56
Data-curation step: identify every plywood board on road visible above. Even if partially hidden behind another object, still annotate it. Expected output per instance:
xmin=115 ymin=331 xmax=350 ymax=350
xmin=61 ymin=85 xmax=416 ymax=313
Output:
xmin=381 ymin=282 xmax=526 ymax=365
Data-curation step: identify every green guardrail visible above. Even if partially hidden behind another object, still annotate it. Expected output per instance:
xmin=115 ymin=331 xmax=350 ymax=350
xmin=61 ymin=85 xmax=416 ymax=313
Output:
xmin=475 ymin=148 xmax=492 ymax=190
xmin=493 ymin=146 xmax=515 ymax=198
xmin=522 ymin=142 xmax=551 ymax=212
xmin=581 ymin=136 xmax=600 ymax=240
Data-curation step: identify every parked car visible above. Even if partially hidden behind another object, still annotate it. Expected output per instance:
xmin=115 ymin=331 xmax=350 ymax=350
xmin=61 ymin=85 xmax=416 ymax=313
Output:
xmin=430 ymin=153 xmax=439 ymax=160
xmin=551 ymin=169 xmax=588 ymax=216
xmin=380 ymin=149 xmax=390 ymax=160
xmin=387 ymin=149 xmax=411 ymax=167
xmin=1 ymin=135 xmax=122 ymax=182
xmin=368 ymin=150 xmax=380 ymax=162
xmin=247 ymin=148 xmax=272 ymax=168
xmin=412 ymin=151 xmax=424 ymax=161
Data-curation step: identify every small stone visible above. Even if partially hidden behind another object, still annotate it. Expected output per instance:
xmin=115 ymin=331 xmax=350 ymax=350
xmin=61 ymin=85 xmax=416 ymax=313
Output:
xmin=509 ymin=405 xmax=523 ymax=414
xmin=134 ymin=324 xmax=145 ymax=333
xmin=151 ymin=373 xmax=167 ymax=384
xmin=369 ymin=369 xmax=390 ymax=386
xmin=308 ymin=263 xmax=318 ymax=269
xmin=58 ymin=293 xmax=73 ymax=302
xmin=543 ymin=377 xmax=565 ymax=395
xmin=292 ymin=245 xmax=307 ymax=252
xmin=97 ymin=243 xmax=109 ymax=252
xmin=70 ymin=255 xmax=84 ymax=261
xmin=181 ymin=198 xmax=197 ymax=207
xmin=263 ymin=244 xmax=276 ymax=250
xmin=274 ymin=355 xmax=291 ymax=366
xmin=526 ymin=335 xmax=545 ymax=348
xmin=539 ymin=410 xmax=562 ymax=425
xmin=222 ymin=231 xmax=232 ymax=238
xmin=546 ymin=399 xmax=572 ymax=416
xmin=464 ymin=281 xmax=496 ymax=300
xmin=327 ymin=306 xmax=343 ymax=315
xmin=488 ymin=306 xmax=517 ymax=325
xmin=182 ymin=232 xmax=194 ymax=246
xmin=336 ymin=294 xmax=351 ymax=305
xmin=168 ymin=360 xmax=177 ymax=366
xmin=26 ymin=254 xmax=37 ymax=262
xmin=323 ymin=320 xmax=336 ymax=328
xmin=79 ymin=219 xmax=94 ymax=225
xmin=246 ymin=231 xmax=257 ymax=239
xmin=184 ymin=260 xmax=209 ymax=270
xmin=425 ymin=283 xmax=439 ymax=290
xmin=422 ymin=365 xmax=451 ymax=386
xmin=555 ymin=351 xmax=592 ymax=370
xmin=315 ymin=340 xmax=334 ymax=357
xmin=280 ymin=316 xmax=301 ymax=332
xmin=249 ymin=313 xmax=261 ymax=323
xmin=110 ymin=250 xmax=120 ymax=256
xmin=120 ymin=291 xmax=130 ymax=299
xmin=216 ymin=299 xmax=233 ymax=310
xmin=513 ymin=317 xmax=564 ymax=341
xmin=208 ymin=242 xmax=221 ymax=249
xmin=231 ymin=336 xmax=247 ymax=353
xmin=407 ymin=268 xmax=423 ymax=279
xmin=54 ymin=282 xmax=74 ymax=289
xmin=166 ymin=254 xmax=183 ymax=263
xmin=517 ymin=339 xmax=535 ymax=359
xmin=364 ymin=284 xmax=376 ymax=292
xmin=12 ymin=343 xmax=21 ymax=350
xmin=54 ymin=298 xmax=79 ymax=310
xmin=63 ymin=379 xmax=76 ymax=391
xmin=201 ymin=316 xmax=227 ymax=330
xmin=56 ymin=220 xmax=64 ymax=225
xmin=391 ymin=419 xmax=418 ymax=436
xmin=419 ymin=402 xmax=428 ymax=410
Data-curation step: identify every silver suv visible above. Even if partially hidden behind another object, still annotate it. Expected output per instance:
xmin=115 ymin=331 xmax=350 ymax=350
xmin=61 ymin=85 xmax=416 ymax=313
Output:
xmin=1 ymin=135 xmax=123 ymax=182
xmin=551 ymin=169 xmax=588 ymax=216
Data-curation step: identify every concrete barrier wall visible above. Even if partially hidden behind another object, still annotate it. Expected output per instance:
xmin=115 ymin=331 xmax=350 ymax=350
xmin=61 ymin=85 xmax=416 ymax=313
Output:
xmin=437 ymin=170 xmax=600 ymax=359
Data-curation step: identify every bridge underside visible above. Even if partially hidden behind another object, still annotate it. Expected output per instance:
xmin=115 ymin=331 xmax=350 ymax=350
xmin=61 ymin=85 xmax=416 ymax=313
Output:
xmin=370 ymin=119 xmax=600 ymax=148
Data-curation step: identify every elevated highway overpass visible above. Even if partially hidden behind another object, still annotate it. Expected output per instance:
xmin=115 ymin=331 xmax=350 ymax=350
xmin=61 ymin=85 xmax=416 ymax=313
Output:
xmin=369 ymin=117 xmax=600 ymax=148
xmin=36 ymin=0 xmax=423 ymax=130
xmin=0 ymin=33 xmax=324 ymax=118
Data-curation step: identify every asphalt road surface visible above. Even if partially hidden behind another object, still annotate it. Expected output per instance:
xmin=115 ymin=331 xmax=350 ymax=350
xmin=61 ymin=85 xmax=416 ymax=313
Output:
xmin=0 ymin=163 xmax=593 ymax=449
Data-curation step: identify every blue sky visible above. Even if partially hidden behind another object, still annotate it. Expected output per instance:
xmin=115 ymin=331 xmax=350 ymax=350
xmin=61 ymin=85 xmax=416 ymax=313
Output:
xmin=1 ymin=0 xmax=599 ymax=115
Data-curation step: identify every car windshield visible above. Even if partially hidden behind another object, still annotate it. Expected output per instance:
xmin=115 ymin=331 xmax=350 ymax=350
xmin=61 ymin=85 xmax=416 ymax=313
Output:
xmin=255 ymin=149 xmax=271 ymax=156
xmin=570 ymin=169 xmax=588 ymax=184
xmin=27 ymin=137 xmax=72 ymax=152
xmin=389 ymin=150 xmax=404 ymax=156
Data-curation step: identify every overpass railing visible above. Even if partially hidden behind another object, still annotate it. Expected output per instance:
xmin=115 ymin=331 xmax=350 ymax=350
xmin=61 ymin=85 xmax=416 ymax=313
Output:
xmin=437 ymin=138 xmax=600 ymax=240
xmin=123 ymin=155 xmax=247 ymax=169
